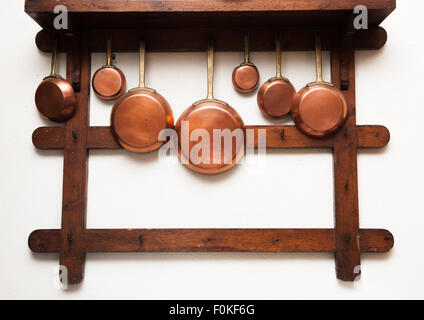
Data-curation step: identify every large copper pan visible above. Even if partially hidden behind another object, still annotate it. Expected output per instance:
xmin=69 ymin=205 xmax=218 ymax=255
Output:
xmin=92 ymin=34 xmax=126 ymax=101
xmin=35 ymin=39 xmax=76 ymax=122
xmin=232 ymin=33 xmax=260 ymax=93
xmin=110 ymin=40 xmax=174 ymax=153
xmin=175 ymin=41 xmax=245 ymax=175
xmin=257 ymin=34 xmax=296 ymax=118
xmin=292 ymin=32 xmax=347 ymax=137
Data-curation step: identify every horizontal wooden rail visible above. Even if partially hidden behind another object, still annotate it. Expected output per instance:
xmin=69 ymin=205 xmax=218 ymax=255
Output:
xmin=28 ymin=228 xmax=394 ymax=253
xmin=36 ymin=27 xmax=387 ymax=53
xmin=32 ymin=125 xmax=390 ymax=150
xmin=25 ymin=0 xmax=395 ymax=29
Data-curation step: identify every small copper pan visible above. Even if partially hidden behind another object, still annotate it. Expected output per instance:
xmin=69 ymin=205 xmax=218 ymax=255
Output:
xmin=92 ymin=34 xmax=126 ymax=100
xmin=292 ymin=32 xmax=347 ymax=138
xmin=110 ymin=40 xmax=174 ymax=153
xmin=257 ymin=34 xmax=296 ymax=118
xmin=35 ymin=39 xmax=76 ymax=122
xmin=176 ymin=41 xmax=245 ymax=175
xmin=232 ymin=33 xmax=259 ymax=93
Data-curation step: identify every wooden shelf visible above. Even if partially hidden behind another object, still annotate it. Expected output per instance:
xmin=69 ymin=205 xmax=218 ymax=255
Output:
xmin=25 ymin=0 xmax=396 ymax=29
xmin=25 ymin=0 xmax=396 ymax=284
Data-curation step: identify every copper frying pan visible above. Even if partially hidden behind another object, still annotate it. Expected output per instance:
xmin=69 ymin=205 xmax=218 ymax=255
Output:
xmin=232 ymin=33 xmax=260 ymax=93
xmin=257 ymin=34 xmax=296 ymax=118
xmin=110 ymin=40 xmax=174 ymax=153
xmin=35 ymin=39 xmax=76 ymax=122
xmin=92 ymin=34 xmax=126 ymax=100
xmin=292 ymin=32 xmax=347 ymax=137
xmin=175 ymin=41 xmax=245 ymax=175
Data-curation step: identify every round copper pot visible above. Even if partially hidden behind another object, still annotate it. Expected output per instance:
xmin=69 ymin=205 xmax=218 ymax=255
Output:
xmin=232 ymin=34 xmax=259 ymax=93
xmin=35 ymin=40 xmax=76 ymax=122
xmin=232 ymin=64 xmax=259 ymax=93
xmin=292 ymin=32 xmax=347 ymax=138
xmin=292 ymin=83 xmax=347 ymax=137
xmin=111 ymin=40 xmax=174 ymax=153
xmin=257 ymin=34 xmax=296 ymax=118
xmin=175 ymin=100 xmax=245 ymax=175
xmin=92 ymin=35 xmax=126 ymax=100
xmin=257 ymin=77 xmax=296 ymax=118
xmin=177 ymin=41 xmax=245 ymax=175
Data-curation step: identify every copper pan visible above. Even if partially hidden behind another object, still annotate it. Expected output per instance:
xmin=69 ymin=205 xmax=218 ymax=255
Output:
xmin=292 ymin=32 xmax=347 ymax=138
xmin=92 ymin=34 xmax=126 ymax=101
xmin=257 ymin=34 xmax=296 ymax=118
xmin=35 ymin=39 xmax=76 ymax=122
xmin=175 ymin=40 xmax=245 ymax=175
xmin=110 ymin=40 xmax=174 ymax=153
xmin=232 ymin=33 xmax=260 ymax=93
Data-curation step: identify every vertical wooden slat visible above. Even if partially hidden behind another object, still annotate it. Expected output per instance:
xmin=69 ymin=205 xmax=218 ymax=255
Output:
xmin=331 ymin=39 xmax=361 ymax=281
xmin=59 ymin=33 xmax=90 ymax=284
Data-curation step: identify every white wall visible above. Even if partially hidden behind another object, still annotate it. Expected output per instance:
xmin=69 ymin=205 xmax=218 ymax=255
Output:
xmin=0 ymin=0 xmax=422 ymax=299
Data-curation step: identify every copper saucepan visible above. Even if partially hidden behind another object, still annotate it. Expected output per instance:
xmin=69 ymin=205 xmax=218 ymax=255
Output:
xmin=232 ymin=33 xmax=260 ymax=93
xmin=35 ymin=39 xmax=77 ymax=122
xmin=176 ymin=40 xmax=245 ymax=175
xmin=257 ymin=34 xmax=296 ymax=118
xmin=92 ymin=34 xmax=126 ymax=100
xmin=111 ymin=40 xmax=174 ymax=153
xmin=292 ymin=32 xmax=347 ymax=137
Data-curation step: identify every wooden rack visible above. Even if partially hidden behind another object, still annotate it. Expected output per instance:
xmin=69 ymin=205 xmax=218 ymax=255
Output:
xmin=25 ymin=0 xmax=396 ymax=284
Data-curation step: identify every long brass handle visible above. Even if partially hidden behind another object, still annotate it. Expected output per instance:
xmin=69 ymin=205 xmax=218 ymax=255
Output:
xmin=244 ymin=33 xmax=250 ymax=64
xmin=315 ymin=32 xmax=324 ymax=83
xmin=138 ymin=39 xmax=146 ymax=88
xmin=206 ymin=40 xmax=214 ymax=100
xmin=106 ymin=34 xmax=112 ymax=66
xmin=50 ymin=38 xmax=58 ymax=77
xmin=275 ymin=34 xmax=282 ymax=78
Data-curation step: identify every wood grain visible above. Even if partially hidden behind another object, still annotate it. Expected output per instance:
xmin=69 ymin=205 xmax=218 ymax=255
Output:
xmin=59 ymin=34 xmax=89 ymax=285
xmin=331 ymin=40 xmax=361 ymax=281
xmin=32 ymin=125 xmax=390 ymax=150
xmin=25 ymin=0 xmax=396 ymax=12
xmin=35 ymin=27 xmax=387 ymax=53
xmin=28 ymin=228 xmax=394 ymax=253
xmin=25 ymin=0 xmax=396 ymax=29
xmin=27 ymin=1 xmax=396 ymax=282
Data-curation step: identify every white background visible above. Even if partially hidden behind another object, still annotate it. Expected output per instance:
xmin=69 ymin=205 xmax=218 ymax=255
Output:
xmin=0 ymin=0 xmax=423 ymax=299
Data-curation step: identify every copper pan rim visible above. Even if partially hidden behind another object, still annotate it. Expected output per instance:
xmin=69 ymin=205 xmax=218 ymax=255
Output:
xmin=35 ymin=76 xmax=77 ymax=122
xmin=175 ymin=100 xmax=245 ymax=175
xmin=292 ymin=84 xmax=348 ymax=138
xmin=111 ymin=89 xmax=174 ymax=153
xmin=92 ymin=65 xmax=126 ymax=100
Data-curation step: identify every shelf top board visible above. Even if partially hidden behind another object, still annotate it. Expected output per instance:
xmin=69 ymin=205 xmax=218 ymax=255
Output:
xmin=25 ymin=0 xmax=396 ymax=29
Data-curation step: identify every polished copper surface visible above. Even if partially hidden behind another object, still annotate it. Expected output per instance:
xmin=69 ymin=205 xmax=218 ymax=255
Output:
xmin=257 ymin=35 xmax=296 ymax=118
xmin=177 ymin=40 xmax=245 ymax=175
xmin=292 ymin=32 xmax=347 ymax=138
xmin=92 ymin=66 xmax=126 ymax=100
xmin=232 ymin=63 xmax=259 ymax=93
xmin=292 ymin=84 xmax=347 ymax=137
xmin=92 ymin=35 xmax=126 ymax=100
xmin=35 ymin=76 xmax=76 ymax=122
xmin=176 ymin=101 xmax=245 ymax=174
xmin=111 ymin=88 xmax=173 ymax=153
xmin=110 ymin=40 xmax=173 ymax=153
xmin=257 ymin=78 xmax=296 ymax=118
xmin=35 ymin=40 xmax=76 ymax=122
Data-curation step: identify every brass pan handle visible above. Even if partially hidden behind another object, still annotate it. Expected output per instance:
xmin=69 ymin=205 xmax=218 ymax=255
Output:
xmin=275 ymin=34 xmax=282 ymax=78
xmin=106 ymin=34 xmax=112 ymax=67
xmin=50 ymin=38 xmax=58 ymax=77
xmin=206 ymin=40 xmax=214 ymax=100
